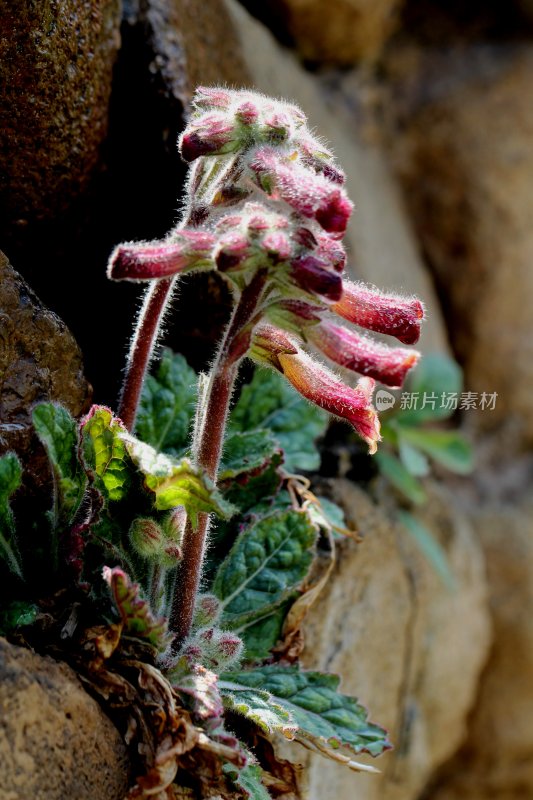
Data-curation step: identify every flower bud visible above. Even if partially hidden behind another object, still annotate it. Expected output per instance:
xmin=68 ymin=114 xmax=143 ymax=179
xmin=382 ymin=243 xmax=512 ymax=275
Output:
xmin=307 ymin=322 xmax=420 ymax=388
xmin=107 ymin=231 xmax=216 ymax=282
xmin=192 ymin=86 xmax=233 ymax=112
xmin=235 ymin=100 xmax=259 ymax=125
xmin=192 ymin=594 xmax=221 ymax=629
xmin=332 ymin=281 xmax=425 ymax=345
xmin=250 ymin=324 xmax=299 ymax=368
xmin=179 ymin=113 xmax=240 ymax=162
xmin=290 ymin=255 xmax=343 ymax=301
xmin=185 ymin=626 xmax=244 ymax=670
xmin=128 ymin=518 xmax=164 ymax=559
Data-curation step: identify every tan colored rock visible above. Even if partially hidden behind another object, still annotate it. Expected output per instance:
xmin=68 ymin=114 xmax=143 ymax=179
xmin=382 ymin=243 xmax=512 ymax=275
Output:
xmin=224 ymin=0 xmax=449 ymax=355
xmin=389 ymin=46 xmax=533 ymax=442
xmin=0 ymin=0 xmax=121 ymax=226
xmin=250 ymin=0 xmax=404 ymax=65
xmin=0 ymin=638 xmax=129 ymax=800
xmin=0 ymin=252 xmax=90 ymax=481
xmin=296 ymin=480 xmax=491 ymax=800
xmin=427 ymin=486 xmax=533 ymax=800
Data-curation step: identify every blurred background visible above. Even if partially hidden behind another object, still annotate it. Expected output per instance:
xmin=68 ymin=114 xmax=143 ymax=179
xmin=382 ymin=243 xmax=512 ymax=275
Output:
xmin=1 ymin=1 xmax=532 ymax=798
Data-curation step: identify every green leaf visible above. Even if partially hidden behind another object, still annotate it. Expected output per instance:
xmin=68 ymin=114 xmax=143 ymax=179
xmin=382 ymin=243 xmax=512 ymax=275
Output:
xmin=397 ymin=438 xmax=430 ymax=477
xmin=223 ymin=762 xmax=272 ymax=800
xmin=0 ymin=600 xmax=40 ymax=634
xmin=232 ymin=601 xmax=293 ymax=663
xmin=399 ymin=353 xmax=463 ymax=424
xmin=374 ymin=450 xmax=427 ymax=505
xmin=221 ymin=683 xmax=296 ymax=737
xmin=219 ymin=429 xmax=279 ymax=481
xmin=398 ymin=428 xmax=474 ymax=475
xmin=81 ymin=406 xmax=130 ymax=501
xmin=0 ymin=453 xmax=23 ymax=578
xmin=123 ymin=435 xmax=236 ymax=526
xmin=136 ymin=349 xmax=197 ymax=454
xmin=307 ymin=497 xmax=349 ymax=535
xmin=222 ymin=453 xmax=284 ymax=514
xmin=212 ymin=510 xmax=317 ymax=630
xmin=220 ymin=667 xmax=390 ymax=758
xmin=231 ymin=369 xmax=328 ymax=472
xmin=397 ymin=510 xmax=456 ymax=589
xmin=103 ymin=566 xmax=169 ymax=648
xmin=33 ymin=403 xmax=86 ymax=520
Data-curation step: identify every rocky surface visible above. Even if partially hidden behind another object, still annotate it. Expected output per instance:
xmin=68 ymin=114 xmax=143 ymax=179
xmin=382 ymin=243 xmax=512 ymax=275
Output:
xmin=296 ymin=480 xmax=491 ymax=800
xmin=0 ymin=251 xmax=90 ymax=477
xmin=0 ymin=638 xmax=129 ymax=800
xmin=388 ymin=45 xmax=533 ymax=443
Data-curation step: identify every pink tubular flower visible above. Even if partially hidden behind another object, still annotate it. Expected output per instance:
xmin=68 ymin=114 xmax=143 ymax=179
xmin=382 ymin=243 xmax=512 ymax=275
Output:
xmin=108 ymin=231 xmax=216 ymax=281
xmin=248 ymin=147 xmax=353 ymax=235
xmin=179 ymin=114 xmax=239 ymax=162
xmin=307 ymin=321 xmax=420 ymax=388
xmin=290 ymin=255 xmax=343 ymax=301
xmin=277 ymin=349 xmax=381 ymax=454
xmin=332 ymin=280 xmax=425 ymax=345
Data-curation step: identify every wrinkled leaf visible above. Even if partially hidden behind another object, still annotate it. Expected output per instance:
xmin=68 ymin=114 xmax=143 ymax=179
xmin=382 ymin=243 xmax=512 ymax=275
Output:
xmin=398 ymin=428 xmax=474 ymax=475
xmin=233 ymin=601 xmax=294 ymax=663
xmin=136 ymin=349 xmax=197 ymax=454
xmin=33 ymin=403 xmax=86 ymax=520
xmin=219 ymin=429 xmax=279 ymax=481
xmin=123 ymin=435 xmax=236 ymax=525
xmin=103 ymin=566 xmax=169 ymax=648
xmin=0 ymin=453 xmax=23 ymax=577
xmin=221 ymin=683 xmax=296 ymax=737
xmin=223 ymin=762 xmax=271 ymax=800
xmin=222 ymin=454 xmax=284 ymax=515
xmin=81 ymin=406 xmax=130 ymax=501
xmin=221 ymin=667 xmax=390 ymax=757
xmin=397 ymin=510 xmax=456 ymax=589
xmin=231 ymin=369 xmax=328 ymax=472
xmin=212 ymin=510 xmax=317 ymax=630
xmin=374 ymin=450 xmax=427 ymax=505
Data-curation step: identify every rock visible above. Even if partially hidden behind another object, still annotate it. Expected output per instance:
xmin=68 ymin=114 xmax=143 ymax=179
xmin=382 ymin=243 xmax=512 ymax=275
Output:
xmin=297 ymin=480 xmax=491 ymax=800
xmin=426 ymin=480 xmax=533 ymax=800
xmin=0 ymin=251 xmax=90 ymax=477
xmin=388 ymin=45 xmax=533 ymax=442
xmin=241 ymin=0 xmax=404 ymax=65
xmin=224 ymin=0 xmax=450 ymax=355
xmin=0 ymin=0 xmax=121 ymax=227
xmin=0 ymin=638 xmax=129 ymax=800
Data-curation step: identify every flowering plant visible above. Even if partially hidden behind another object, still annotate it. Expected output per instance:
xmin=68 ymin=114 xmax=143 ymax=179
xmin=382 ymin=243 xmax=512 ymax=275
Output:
xmin=0 ymin=87 xmax=424 ymax=799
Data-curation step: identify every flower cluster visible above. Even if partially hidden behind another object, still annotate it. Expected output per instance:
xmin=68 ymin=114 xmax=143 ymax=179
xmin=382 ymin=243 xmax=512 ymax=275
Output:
xmin=108 ymin=87 xmax=424 ymax=453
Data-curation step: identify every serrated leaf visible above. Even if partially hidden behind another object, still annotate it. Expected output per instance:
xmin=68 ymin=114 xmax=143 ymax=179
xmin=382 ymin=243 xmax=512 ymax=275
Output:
xmin=231 ymin=369 xmax=328 ymax=472
xmin=33 ymin=403 xmax=86 ymax=520
xmin=103 ymin=566 xmax=169 ymax=648
xmin=220 ymin=667 xmax=390 ymax=758
xmin=232 ymin=601 xmax=294 ymax=663
xmin=136 ymin=349 xmax=197 ymax=454
xmin=81 ymin=406 xmax=130 ymax=501
xmin=0 ymin=453 xmax=23 ymax=577
xmin=397 ymin=510 xmax=456 ymax=589
xmin=398 ymin=428 xmax=474 ymax=475
xmin=222 ymin=453 xmax=284 ymax=514
xmin=223 ymin=762 xmax=272 ymax=800
xmin=374 ymin=450 xmax=427 ymax=505
xmin=123 ymin=435 xmax=236 ymax=525
xmin=219 ymin=429 xmax=279 ymax=481
xmin=212 ymin=510 xmax=317 ymax=631
xmin=399 ymin=353 xmax=463 ymax=424
xmin=221 ymin=683 xmax=296 ymax=737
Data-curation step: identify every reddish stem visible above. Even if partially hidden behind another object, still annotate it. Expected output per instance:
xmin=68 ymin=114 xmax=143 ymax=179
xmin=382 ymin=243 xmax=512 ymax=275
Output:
xmin=169 ymin=270 xmax=269 ymax=648
xmin=118 ymin=278 xmax=174 ymax=431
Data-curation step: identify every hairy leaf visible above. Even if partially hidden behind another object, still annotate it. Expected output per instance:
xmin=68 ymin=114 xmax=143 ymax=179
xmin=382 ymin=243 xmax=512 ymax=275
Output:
xmin=136 ymin=349 xmax=197 ymax=454
xmin=220 ymin=683 xmax=296 ymax=737
xmin=81 ymin=406 xmax=130 ymax=501
xmin=231 ymin=369 xmax=328 ymax=472
xmin=33 ymin=403 xmax=86 ymax=520
xmin=103 ymin=566 xmax=169 ymax=648
xmin=219 ymin=429 xmax=279 ymax=480
xmin=221 ymin=667 xmax=391 ymax=758
xmin=397 ymin=510 xmax=456 ymax=589
xmin=123 ymin=435 xmax=236 ymax=525
xmin=222 ymin=453 xmax=284 ymax=514
xmin=170 ymin=660 xmax=224 ymax=722
xmin=234 ymin=601 xmax=293 ymax=662
xmin=374 ymin=450 xmax=427 ymax=506
xmin=212 ymin=510 xmax=316 ymax=630
xmin=223 ymin=762 xmax=271 ymax=800
xmin=0 ymin=453 xmax=23 ymax=577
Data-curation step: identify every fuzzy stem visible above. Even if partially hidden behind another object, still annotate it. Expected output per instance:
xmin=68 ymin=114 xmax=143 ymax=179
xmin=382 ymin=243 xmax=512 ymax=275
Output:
xmin=118 ymin=277 xmax=174 ymax=431
xmin=169 ymin=270 xmax=269 ymax=648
